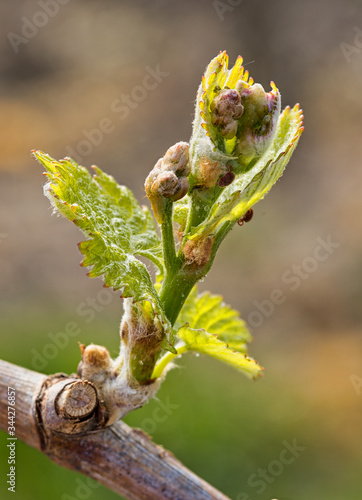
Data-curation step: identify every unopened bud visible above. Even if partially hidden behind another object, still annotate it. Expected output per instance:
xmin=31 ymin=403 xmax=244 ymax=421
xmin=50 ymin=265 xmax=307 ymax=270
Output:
xmin=234 ymin=82 xmax=280 ymax=164
xmin=211 ymin=89 xmax=244 ymax=139
xmin=145 ymin=142 xmax=190 ymax=222
xmin=163 ymin=142 xmax=190 ymax=177
xmin=153 ymin=171 xmax=179 ymax=198
xmin=193 ymin=53 xmax=281 ymax=175
xmin=81 ymin=344 xmax=112 ymax=372
xmin=144 ymin=158 xmax=162 ymax=195
xmin=170 ymin=177 xmax=189 ymax=201
xmin=78 ymin=344 xmax=113 ymax=382
xmin=238 ymin=83 xmax=268 ymax=123
xmin=183 ymin=236 xmax=213 ymax=267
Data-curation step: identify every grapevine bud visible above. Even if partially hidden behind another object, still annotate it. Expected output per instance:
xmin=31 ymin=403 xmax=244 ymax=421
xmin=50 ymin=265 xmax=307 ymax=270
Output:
xmin=234 ymin=82 xmax=280 ymax=165
xmin=170 ymin=177 xmax=189 ymax=201
xmin=210 ymin=89 xmax=244 ymax=139
xmin=163 ymin=142 xmax=190 ymax=177
xmin=145 ymin=142 xmax=190 ymax=223
xmin=153 ymin=171 xmax=179 ymax=198
xmin=183 ymin=235 xmax=213 ymax=267
xmin=78 ymin=344 xmax=114 ymax=383
xmin=144 ymin=158 xmax=162 ymax=195
xmin=190 ymin=52 xmax=281 ymax=189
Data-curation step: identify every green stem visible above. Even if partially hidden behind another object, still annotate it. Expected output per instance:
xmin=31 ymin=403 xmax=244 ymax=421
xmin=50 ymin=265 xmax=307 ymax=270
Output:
xmin=159 ymin=199 xmax=200 ymax=326
xmin=158 ymin=187 xmax=229 ymax=330
xmin=184 ymin=184 xmax=224 ymax=236
xmin=151 ymin=344 xmax=188 ymax=379
xmin=154 ymin=222 xmax=226 ymax=378
xmin=161 ymin=201 xmax=178 ymax=274
xmin=184 ymin=190 xmax=210 ymax=234
xmin=159 ymin=269 xmax=197 ymax=326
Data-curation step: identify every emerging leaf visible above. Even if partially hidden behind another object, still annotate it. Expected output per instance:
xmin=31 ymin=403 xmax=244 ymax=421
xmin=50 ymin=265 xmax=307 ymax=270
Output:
xmin=187 ymin=103 xmax=304 ymax=240
xmin=33 ymin=151 xmax=167 ymax=322
xmin=189 ymin=52 xmax=282 ymax=195
xmin=176 ymin=286 xmax=251 ymax=352
xmin=177 ymin=325 xmax=263 ymax=380
xmin=200 ymin=53 xmax=280 ymax=164
xmin=151 ymin=287 xmax=259 ymax=379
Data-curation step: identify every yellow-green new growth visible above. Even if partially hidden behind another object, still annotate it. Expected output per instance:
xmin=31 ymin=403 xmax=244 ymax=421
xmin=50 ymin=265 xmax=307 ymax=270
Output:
xmin=177 ymin=51 xmax=303 ymax=248
xmin=33 ymin=51 xmax=303 ymax=417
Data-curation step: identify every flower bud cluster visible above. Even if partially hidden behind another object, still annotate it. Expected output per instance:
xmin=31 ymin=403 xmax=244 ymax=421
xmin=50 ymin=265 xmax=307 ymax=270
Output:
xmin=145 ymin=142 xmax=190 ymax=222
xmin=210 ymin=89 xmax=244 ymax=139
xmin=191 ymin=52 xmax=281 ymax=188
xmin=209 ymin=81 xmax=280 ymax=166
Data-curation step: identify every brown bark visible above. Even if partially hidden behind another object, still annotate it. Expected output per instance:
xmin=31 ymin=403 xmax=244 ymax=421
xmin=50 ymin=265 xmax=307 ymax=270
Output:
xmin=0 ymin=359 xmax=230 ymax=500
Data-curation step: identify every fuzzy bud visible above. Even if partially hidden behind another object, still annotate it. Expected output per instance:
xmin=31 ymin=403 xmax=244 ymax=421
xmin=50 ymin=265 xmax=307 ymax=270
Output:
xmin=170 ymin=177 xmax=189 ymax=201
xmin=234 ymin=82 xmax=280 ymax=164
xmin=145 ymin=142 xmax=190 ymax=222
xmin=81 ymin=344 xmax=112 ymax=371
xmin=153 ymin=171 xmax=179 ymax=198
xmin=211 ymin=89 xmax=244 ymax=139
xmin=144 ymin=158 xmax=162 ymax=195
xmin=163 ymin=142 xmax=190 ymax=177
xmin=182 ymin=236 xmax=214 ymax=267
xmin=193 ymin=52 xmax=281 ymax=179
xmin=78 ymin=344 xmax=114 ymax=385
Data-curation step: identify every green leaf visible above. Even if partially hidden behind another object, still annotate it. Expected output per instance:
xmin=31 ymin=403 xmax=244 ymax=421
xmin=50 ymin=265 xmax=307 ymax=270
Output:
xmin=34 ymin=150 xmax=166 ymax=316
xmin=188 ymin=104 xmax=304 ymax=239
xmin=91 ymin=165 xmax=164 ymax=272
xmin=177 ymin=325 xmax=263 ymax=380
xmin=152 ymin=286 xmax=259 ymax=379
xmin=176 ymin=286 xmax=251 ymax=353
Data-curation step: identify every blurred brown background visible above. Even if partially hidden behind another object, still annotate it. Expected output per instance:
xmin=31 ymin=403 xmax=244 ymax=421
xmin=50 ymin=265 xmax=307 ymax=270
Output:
xmin=0 ymin=1 xmax=361 ymax=499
